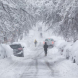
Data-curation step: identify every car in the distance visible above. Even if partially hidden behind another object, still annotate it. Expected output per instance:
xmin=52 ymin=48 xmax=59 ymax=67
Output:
xmin=43 ymin=38 xmax=55 ymax=48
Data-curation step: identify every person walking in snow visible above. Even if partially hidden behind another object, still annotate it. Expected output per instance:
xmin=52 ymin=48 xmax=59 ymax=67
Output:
xmin=43 ymin=42 xmax=48 ymax=56
xmin=34 ymin=39 xmax=37 ymax=47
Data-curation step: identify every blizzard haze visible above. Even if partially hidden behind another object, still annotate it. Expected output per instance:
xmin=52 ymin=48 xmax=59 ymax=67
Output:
xmin=0 ymin=0 xmax=78 ymax=78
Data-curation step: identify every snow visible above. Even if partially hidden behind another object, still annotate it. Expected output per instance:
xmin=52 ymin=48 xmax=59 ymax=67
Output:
xmin=0 ymin=0 xmax=78 ymax=77
xmin=1 ymin=44 xmax=78 ymax=78
xmin=0 ymin=0 xmax=17 ymax=8
xmin=0 ymin=25 xmax=78 ymax=78
xmin=69 ymin=40 xmax=78 ymax=64
xmin=71 ymin=40 xmax=78 ymax=53
xmin=0 ymin=44 xmax=13 ymax=59
xmin=63 ymin=43 xmax=72 ymax=59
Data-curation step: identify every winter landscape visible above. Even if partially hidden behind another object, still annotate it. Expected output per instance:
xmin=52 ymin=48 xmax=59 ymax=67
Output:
xmin=0 ymin=0 xmax=78 ymax=78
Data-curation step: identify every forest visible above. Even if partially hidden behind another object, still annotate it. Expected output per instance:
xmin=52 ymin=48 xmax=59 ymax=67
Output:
xmin=0 ymin=0 xmax=78 ymax=43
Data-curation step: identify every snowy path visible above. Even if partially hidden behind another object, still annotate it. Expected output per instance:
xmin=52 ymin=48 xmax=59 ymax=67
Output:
xmin=0 ymin=46 xmax=78 ymax=78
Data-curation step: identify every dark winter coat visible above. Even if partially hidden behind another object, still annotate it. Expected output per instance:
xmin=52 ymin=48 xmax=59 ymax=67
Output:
xmin=43 ymin=42 xmax=48 ymax=52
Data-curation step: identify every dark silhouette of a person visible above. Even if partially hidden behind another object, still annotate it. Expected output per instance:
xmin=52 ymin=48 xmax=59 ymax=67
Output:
xmin=43 ymin=42 xmax=48 ymax=56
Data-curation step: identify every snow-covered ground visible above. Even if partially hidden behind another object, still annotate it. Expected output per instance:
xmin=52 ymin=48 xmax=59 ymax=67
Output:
xmin=0 ymin=24 xmax=78 ymax=78
xmin=0 ymin=44 xmax=78 ymax=78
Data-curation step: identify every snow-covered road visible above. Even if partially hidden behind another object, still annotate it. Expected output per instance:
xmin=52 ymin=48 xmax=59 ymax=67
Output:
xmin=0 ymin=45 xmax=78 ymax=78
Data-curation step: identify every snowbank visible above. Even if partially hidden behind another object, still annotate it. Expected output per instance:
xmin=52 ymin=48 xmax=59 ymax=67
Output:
xmin=70 ymin=40 xmax=78 ymax=64
xmin=55 ymin=39 xmax=67 ymax=55
xmin=63 ymin=42 xmax=73 ymax=59
xmin=0 ymin=44 xmax=13 ymax=59
xmin=57 ymin=39 xmax=78 ymax=65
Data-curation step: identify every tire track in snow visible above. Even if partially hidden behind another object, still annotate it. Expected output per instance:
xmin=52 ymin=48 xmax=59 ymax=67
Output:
xmin=0 ymin=45 xmax=44 ymax=78
xmin=45 ymin=60 xmax=55 ymax=76
xmin=0 ymin=61 xmax=18 ymax=76
xmin=0 ymin=58 xmax=30 ymax=77
xmin=20 ymin=59 xmax=36 ymax=78
xmin=20 ymin=46 xmax=43 ymax=78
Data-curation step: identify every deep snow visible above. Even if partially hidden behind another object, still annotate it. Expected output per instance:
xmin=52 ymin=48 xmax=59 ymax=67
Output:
xmin=0 ymin=44 xmax=78 ymax=78
xmin=0 ymin=24 xmax=78 ymax=78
